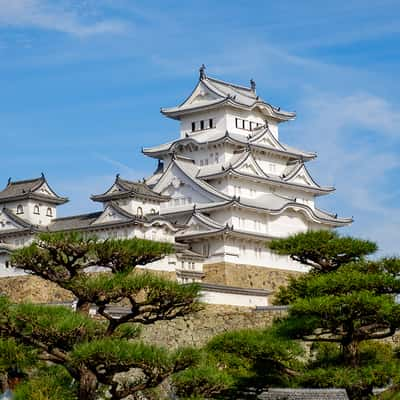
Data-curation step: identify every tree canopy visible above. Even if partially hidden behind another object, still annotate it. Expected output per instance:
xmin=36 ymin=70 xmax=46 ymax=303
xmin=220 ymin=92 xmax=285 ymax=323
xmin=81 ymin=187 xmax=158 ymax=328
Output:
xmin=0 ymin=232 xmax=201 ymax=400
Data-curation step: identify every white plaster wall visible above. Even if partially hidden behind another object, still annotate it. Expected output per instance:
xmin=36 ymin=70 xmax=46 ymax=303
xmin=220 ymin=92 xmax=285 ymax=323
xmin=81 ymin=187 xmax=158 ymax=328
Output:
xmin=0 ymin=254 xmax=26 ymax=277
xmin=0 ymin=200 xmax=56 ymax=226
xmin=225 ymin=108 xmax=267 ymax=137
xmin=116 ymin=198 xmax=160 ymax=216
xmin=204 ymin=236 xmax=308 ymax=272
xmin=180 ymin=109 xmax=227 ymax=139
xmin=200 ymin=289 xmax=268 ymax=307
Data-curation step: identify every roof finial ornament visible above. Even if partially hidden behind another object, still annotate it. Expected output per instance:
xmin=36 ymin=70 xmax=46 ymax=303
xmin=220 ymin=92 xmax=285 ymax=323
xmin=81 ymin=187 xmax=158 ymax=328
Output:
xmin=7 ymin=177 xmax=11 ymax=186
xmin=41 ymin=172 xmax=45 ymax=179
xmin=199 ymin=64 xmax=206 ymax=80
xmin=116 ymin=173 xmax=120 ymax=180
xmin=250 ymin=79 xmax=256 ymax=93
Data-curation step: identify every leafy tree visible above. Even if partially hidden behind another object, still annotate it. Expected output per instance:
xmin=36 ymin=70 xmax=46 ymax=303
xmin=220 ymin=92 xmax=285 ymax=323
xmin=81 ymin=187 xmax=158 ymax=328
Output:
xmin=269 ymin=231 xmax=400 ymax=399
xmin=173 ymin=327 xmax=304 ymax=399
xmin=0 ymin=232 xmax=200 ymax=400
xmin=269 ymin=230 xmax=377 ymax=273
xmin=276 ymin=259 xmax=400 ymax=367
xmin=299 ymin=342 xmax=400 ymax=400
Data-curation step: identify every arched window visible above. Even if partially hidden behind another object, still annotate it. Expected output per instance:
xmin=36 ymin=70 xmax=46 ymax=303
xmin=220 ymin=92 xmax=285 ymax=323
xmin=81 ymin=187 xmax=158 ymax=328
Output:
xmin=137 ymin=207 xmax=143 ymax=217
xmin=46 ymin=207 xmax=53 ymax=217
xmin=33 ymin=205 xmax=40 ymax=215
xmin=16 ymin=205 xmax=24 ymax=214
xmin=150 ymin=208 xmax=156 ymax=215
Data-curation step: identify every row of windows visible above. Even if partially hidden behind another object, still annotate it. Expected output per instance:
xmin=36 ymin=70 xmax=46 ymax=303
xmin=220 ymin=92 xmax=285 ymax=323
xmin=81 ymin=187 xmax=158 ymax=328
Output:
xmin=235 ymin=118 xmax=263 ymax=131
xmin=180 ymin=261 xmax=196 ymax=270
xmin=16 ymin=204 xmax=53 ymax=217
xmin=191 ymin=118 xmax=214 ymax=132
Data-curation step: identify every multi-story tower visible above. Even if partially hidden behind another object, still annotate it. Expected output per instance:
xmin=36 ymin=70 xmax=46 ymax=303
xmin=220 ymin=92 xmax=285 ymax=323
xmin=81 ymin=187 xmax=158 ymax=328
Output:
xmin=144 ymin=66 xmax=352 ymax=289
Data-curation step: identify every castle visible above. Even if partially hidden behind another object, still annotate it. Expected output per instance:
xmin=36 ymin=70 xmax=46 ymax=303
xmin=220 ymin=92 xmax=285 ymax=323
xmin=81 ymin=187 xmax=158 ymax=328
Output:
xmin=0 ymin=67 xmax=352 ymax=307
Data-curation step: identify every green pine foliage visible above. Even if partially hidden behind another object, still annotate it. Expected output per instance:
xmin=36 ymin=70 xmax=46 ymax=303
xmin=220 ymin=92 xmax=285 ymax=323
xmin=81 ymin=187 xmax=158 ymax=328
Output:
xmin=173 ymin=327 xmax=304 ymax=399
xmin=0 ymin=232 xmax=201 ymax=400
xmin=269 ymin=231 xmax=400 ymax=399
xmin=268 ymin=230 xmax=377 ymax=272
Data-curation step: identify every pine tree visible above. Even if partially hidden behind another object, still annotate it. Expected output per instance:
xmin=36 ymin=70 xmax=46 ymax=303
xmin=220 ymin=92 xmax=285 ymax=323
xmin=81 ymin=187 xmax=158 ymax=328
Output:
xmin=269 ymin=230 xmax=400 ymax=398
xmin=0 ymin=232 xmax=200 ymax=400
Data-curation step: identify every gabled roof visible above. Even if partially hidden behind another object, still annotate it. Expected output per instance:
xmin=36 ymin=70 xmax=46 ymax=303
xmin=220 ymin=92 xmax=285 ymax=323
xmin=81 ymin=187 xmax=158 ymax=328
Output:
xmin=198 ymin=149 xmax=334 ymax=195
xmin=91 ymin=174 xmax=170 ymax=203
xmin=0 ymin=208 xmax=44 ymax=238
xmin=143 ymin=128 xmax=315 ymax=161
xmin=0 ymin=175 xmax=68 ymax=205
xmin=152 ymin=157 xmax=232 ymax=202
xmin=49 ymin=202 xmax=181 ymax=233
xmin=160 ymin=66 xmax=296 ymax=122
xmin=161 ymin=196 xmax=352 ymax=228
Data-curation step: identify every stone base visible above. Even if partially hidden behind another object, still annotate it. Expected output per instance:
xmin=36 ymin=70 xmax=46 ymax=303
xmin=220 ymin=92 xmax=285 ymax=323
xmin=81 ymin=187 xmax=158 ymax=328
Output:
xmin=140 ymin=304 xmax=287 ymax=348
xmin=203 ymin=262 xmax=300 ymax=292
xmin=0 ymin=268 xmax=177 ymax=304
xmin=0 ymin=275 xmax=74 ymax=303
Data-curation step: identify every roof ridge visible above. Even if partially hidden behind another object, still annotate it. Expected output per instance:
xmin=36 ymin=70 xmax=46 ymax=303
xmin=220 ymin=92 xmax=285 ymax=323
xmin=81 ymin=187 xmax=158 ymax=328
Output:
xmin=53 ymin=211 xmax=102 ymax=221
xmin=206 ymin=76 xmax=253 ymax=93
xmin=8 ymin=177 xmax=43 ymax=186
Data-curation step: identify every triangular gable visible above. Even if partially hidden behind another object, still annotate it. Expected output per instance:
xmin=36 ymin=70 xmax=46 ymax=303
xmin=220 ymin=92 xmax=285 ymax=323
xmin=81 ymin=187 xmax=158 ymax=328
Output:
xmin=234 ymin=152 xmax=268 ymax=178
xmin=34 ymin=181 xmax=62 ymax=199
xmin=92 ymin=204 xmax=132 ymax=226
xmin=103 ymin=182 xmax=125 ymax=196
xmin=0 ymin=209 xmax=29 ymax=232
xmin=250 ymin=128 xmax=286 ymax=151
xmin=181 ymin=80 xmax=223 ymax=108
xmin=153 ymin=161 xmax=229 ymax=203
xmin=285 ymin=164 xmax=320 ymax=188
xmin=182 ymin=213 xmax=222 ymax=235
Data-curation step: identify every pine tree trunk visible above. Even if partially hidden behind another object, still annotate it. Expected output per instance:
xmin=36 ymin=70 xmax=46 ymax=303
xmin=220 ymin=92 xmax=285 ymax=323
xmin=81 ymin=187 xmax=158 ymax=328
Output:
xmin=78 ymin=368 xmax=98 ymax=400
xmin=76 ymin=300 xmax=92 ymax=316
xmin=342 ymin=340 xmax=359 ymax=367
xmin=0 ymin=372 xmax=8 ymax=393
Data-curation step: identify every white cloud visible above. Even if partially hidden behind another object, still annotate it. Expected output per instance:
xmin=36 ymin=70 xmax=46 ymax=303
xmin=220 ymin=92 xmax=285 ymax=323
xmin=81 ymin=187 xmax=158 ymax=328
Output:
xmin=287 ymin=91 xmax=400 ymax=255
xmin=0 ymin=0 xmax=129 ymax=37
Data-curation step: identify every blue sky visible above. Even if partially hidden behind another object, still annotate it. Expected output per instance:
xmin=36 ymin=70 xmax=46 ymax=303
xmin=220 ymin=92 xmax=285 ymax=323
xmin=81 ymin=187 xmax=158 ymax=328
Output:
xmin=1 ymin=0 xmax=399 ymax=255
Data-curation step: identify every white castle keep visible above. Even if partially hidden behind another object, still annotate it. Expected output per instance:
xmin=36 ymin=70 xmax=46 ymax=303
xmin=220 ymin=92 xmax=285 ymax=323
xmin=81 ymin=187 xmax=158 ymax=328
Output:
xmin=0 ymin=67 xmax=352 ymax=307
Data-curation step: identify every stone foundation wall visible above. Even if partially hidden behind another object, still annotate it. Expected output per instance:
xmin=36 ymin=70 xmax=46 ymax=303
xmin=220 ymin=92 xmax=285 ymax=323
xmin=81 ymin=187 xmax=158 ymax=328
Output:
xmin=203 ymin=262 xmax=300 ymax=292
xmin=0 ymin=268 xmax=177 ymax=303
xmin=140 ymin=304 xmax=286 ymax=348
xmin=0 ymin=275 xmax=74 ymax=303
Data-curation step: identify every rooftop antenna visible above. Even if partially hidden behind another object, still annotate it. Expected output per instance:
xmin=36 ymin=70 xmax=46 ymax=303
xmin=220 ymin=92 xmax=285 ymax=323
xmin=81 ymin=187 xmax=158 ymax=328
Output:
xmin=199 ymin=64 xmax=206 ymax=80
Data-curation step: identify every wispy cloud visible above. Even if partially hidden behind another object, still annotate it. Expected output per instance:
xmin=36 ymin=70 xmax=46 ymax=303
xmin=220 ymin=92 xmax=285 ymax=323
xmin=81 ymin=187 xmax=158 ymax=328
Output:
xmin=288 ymin=90 xmax=400 ymax=255
xmin=0 ymin=0 xmax=129 ymax=37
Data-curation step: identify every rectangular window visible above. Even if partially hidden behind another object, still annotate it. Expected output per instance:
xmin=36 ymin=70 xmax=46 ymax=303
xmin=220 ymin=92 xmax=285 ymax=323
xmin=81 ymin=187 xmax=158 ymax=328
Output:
xmin=209 ymin=118 xmax=213 ymax=129
xmin=191 ymin=122 xmax=195 ymax=132
xmin=200 ymin=160 xmax=204 ymax=166
xmin=200 ymin=120 xmax=204 ymax=130
xmin=215 ymin=152 xmax=219 ymax=163
xmin=235 ymin=118 xmax=239 ymax=128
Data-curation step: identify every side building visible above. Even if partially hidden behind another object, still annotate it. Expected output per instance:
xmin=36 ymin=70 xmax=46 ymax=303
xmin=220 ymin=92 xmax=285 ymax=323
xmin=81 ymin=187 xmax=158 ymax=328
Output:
xmin=0 ymin=67 xmax=352 ymax=307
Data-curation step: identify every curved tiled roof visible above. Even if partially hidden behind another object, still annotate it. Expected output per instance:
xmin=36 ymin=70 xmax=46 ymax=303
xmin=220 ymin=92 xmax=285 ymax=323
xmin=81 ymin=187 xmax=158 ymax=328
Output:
xmin=161 ymin=71 xmax=296 ymax=121
xmin=0 ymin=175 xmax=68 ymax=205
xmin=143 ymin=128 xmax=315 ymax=160
xmin=91 ymin=175 xmax=169 ymax=202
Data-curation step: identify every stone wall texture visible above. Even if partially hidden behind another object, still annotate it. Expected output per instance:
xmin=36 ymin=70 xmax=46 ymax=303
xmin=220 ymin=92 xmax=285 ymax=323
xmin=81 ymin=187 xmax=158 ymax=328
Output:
xmin=0 ymin=268 xmax=176 ymax=304
xmin=203 ymin=262 xmax=300 ymax=292
xmin=140 ymin=304 xmax=286 ymax=348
